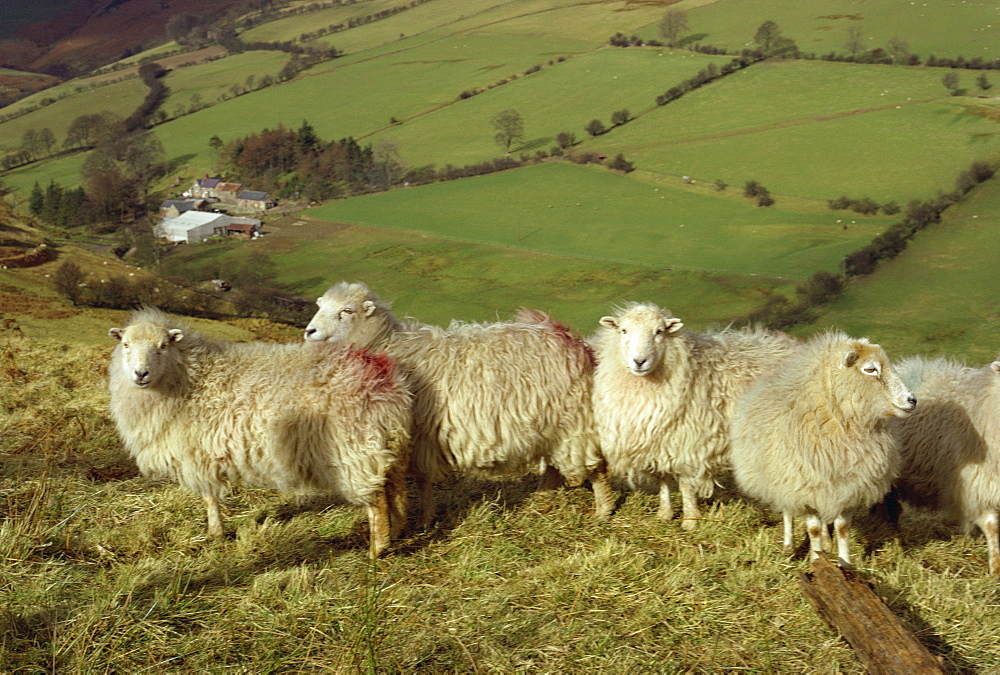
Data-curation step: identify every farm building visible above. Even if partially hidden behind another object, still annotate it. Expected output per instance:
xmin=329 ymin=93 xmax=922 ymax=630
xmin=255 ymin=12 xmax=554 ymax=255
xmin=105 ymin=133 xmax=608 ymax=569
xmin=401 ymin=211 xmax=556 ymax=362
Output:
xmin=189 ymin=177 xmax=221 ymax=199
xmin=156 ymin=213 xmax=263 ymax=243
xmin=216 ymin=182 xmax=243 ymax=203
xmin=235 ymin=190 xmax=276 ymax=211
xmin=159 ymin=198 xmax=208 ymax=218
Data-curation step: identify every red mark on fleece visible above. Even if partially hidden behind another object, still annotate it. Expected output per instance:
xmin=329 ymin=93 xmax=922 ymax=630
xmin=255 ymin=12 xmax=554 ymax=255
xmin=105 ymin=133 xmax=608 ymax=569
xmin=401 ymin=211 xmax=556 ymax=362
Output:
xmin=515 ymin=307 xmax=595 ymax=368
xmin=350 ymin=348 xmax=398 ymax=392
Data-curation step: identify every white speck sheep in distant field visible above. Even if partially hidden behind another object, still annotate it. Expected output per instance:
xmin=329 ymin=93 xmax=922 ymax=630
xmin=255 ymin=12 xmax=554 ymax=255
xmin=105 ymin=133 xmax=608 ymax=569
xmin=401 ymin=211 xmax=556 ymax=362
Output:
xmin=890 ymin=354 xmax=1000 ymax=576
xmin=304 ymin=282 xmax=612 ymax=526
xmin=108 ymin=307 xmax=412 ymax=558
xmin=730 ymin=332 xmax=916 ymax=565
xmin=590 ymin=302 xmax=797 ymax=529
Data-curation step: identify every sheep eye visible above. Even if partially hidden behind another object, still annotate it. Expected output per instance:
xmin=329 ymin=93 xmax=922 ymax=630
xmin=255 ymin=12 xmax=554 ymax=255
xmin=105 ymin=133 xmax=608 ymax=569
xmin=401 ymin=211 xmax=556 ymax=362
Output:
xmin=862 ymin=364 xmax=879 ymax=375
xmin=655 ymin=328 xmax=665 ymax=335
xmin=341 ymin=308 xmax=354 ymax=317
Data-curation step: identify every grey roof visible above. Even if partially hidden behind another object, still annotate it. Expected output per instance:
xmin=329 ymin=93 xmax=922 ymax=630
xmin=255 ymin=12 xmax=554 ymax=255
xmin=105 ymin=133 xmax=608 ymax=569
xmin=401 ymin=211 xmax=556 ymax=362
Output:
xmin=161 ymin=199 xmax=201 ymax=212
xmin=237 ymin=191 xmax=272 ymax=201
xmin=196 ymin=178 xmax=221 ymax=188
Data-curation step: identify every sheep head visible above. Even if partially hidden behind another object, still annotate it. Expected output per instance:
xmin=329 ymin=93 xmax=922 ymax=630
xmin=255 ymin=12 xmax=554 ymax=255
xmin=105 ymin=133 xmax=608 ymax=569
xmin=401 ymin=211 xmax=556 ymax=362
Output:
xmin=305 ymin=281 xmax=390 ymax=349
xmin=109 ymin=321 xmax=183 ymax=388
xmin=599 ymin=303 xmax=683 ymax=376
xmin=837 ymin=339 xmax=916 ymax=419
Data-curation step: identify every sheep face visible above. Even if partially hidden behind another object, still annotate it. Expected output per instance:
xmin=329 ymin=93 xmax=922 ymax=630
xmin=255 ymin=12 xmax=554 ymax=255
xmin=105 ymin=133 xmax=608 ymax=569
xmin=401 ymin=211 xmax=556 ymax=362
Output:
xmin=304 ymin=289 xmax=378 ymax=345
xmin=840 ymin=342 xmax=916 ymax=418
xmin=600 ymin=305 xmax=683 ymax=376
xmin=109 ymin=322 xmax=183 ymax=388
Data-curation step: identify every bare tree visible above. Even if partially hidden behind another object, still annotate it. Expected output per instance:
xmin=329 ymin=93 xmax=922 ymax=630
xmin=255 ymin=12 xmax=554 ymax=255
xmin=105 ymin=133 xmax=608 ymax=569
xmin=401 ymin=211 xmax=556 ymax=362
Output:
xmin=491 ymin=109 xmax=524 ymax=155
xmin=844 ymin=24 xmax=864 ymax=59
xmin=658 ymin=10 xmax=689 ymax=48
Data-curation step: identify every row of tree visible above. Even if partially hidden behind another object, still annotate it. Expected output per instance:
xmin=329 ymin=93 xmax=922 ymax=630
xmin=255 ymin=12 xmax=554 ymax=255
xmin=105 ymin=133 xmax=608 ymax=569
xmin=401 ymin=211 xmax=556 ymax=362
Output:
xmin=744 ymin=160 xmax=996 ymax=329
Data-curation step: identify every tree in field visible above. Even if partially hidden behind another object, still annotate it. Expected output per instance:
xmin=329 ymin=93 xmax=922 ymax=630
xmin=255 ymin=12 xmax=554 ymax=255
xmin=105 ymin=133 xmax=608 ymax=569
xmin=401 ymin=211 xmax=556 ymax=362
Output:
xmin=29 ymin=182 xmax=44 ymax=215
xmin=843 ymin=24 xmax=864 ymax=59
xmin=491 ymin=109 xmax=524 ymax=155
xmin=20 ymin=129 xmax=41 ymax=161
xmin=658 ymin=9 xmax=689 ymax=48
xmin=608 ymin=153 xmax=635 ymax=173
xmin=976 ymin=72 xmax=992 ymax=92
xmin=611 ymin=109 xmax=631 ymax=126
xmin=54 ymin=260 xmax=87 ymax=306
xmin=585 ymin=118 xmax=606 ymax=137
xmin=753 ymin=20 xmax=783 ymax=54
xmin=208 ymin=135 xmax=224 ymax=155
xmin=886 ymin=36 xmax=910 ymax=64
xmin=555 ymin=131 xmax=576 ymax=149
xmin=941 ymin=71 xmax=960 ymax=94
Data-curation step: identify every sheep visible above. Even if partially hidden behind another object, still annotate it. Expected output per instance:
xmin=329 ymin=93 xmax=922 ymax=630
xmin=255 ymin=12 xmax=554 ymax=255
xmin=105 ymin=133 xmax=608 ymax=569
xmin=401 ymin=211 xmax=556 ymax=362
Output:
xmin=590 ymin=302 xmax=797 ymax=529
xmin=304 ymin=281 xmax=612 ymax=527
xmin=889 ymin=354 xmax=1000 ymax=576
xmin=729 ymin=331 xmax=916 ymax=565
xmin=107 ymin=307 xmax=412 ymax=558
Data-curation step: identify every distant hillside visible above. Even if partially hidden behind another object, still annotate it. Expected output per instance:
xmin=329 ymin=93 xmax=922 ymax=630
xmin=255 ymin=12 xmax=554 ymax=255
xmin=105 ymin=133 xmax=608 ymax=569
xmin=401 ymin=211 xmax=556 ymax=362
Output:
xmin=0 ymin=0 xmax=244 ymax=76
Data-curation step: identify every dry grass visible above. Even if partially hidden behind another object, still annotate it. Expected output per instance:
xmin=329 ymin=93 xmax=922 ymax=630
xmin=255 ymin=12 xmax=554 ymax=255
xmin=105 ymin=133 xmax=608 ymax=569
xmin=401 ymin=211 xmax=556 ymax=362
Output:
xmin=2 ymin=330 xmax=999 ymax=672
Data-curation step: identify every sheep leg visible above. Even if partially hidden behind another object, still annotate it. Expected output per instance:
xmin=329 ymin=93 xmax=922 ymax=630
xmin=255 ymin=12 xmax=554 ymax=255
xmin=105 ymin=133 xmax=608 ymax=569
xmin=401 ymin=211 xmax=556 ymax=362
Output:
xmin=976 ymin=511 xmax=1000 ymax=577
xmin=820 ymin=522 xmax=833 ymax=553
xmin=589 ymin=463 xmax=615 ymax=520
xmin=204 ymin=494 xmax=223 ymax=539
xmin=385 ymin=460 xmax=409 ymax=540
xmin=678 ymin=478 xmax=702 ymax=531
xmin=805 ymin=514 xmax=826 ymax=560
xmin=834 ymin=513 xmax=852 ymax=567
xmin=782 ymin=512 xmax=795 ymax=556
xmin=656 ymin=480 xmax=673 ymax=521
xmin=366 ymin=489 xmax=391 ymax=559
xmin=416 ymin=474 xmax=436 ymax=529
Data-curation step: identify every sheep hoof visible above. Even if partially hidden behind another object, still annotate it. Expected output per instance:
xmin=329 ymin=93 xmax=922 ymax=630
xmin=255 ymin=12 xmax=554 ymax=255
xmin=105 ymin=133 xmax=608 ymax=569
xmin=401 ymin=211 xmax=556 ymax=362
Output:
xmin=681 ymin=518 xmax=698 ymax=531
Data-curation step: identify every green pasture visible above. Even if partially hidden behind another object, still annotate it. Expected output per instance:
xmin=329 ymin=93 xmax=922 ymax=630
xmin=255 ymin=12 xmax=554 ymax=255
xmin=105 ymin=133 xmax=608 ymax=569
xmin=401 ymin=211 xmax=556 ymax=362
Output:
xmin=162 ymin=213 xmax=796 ymax=333
xmin=240 ymin=0 xmax=408 ymax=44
xmin=145 ymin=32 xmax=593 ymax=172
xmin=2 ymin=153 xmax=88 ymax=199
xmin=159 ymin=51 xmax=291 ymax=115
xmin=589 ymin=60 xmax=1000 ymax=202
xmin=304 ymin=161 xmax=883 ymax=278
xmin=676 ymin=0 xmax=1000 ymax=60
xmin=803 ymin=177 xmax=1000 ymax=365
xmin=0 ymin=78 xmax=147 ymax=153
xmin=366 ymin=48 xmax=731 ymax=167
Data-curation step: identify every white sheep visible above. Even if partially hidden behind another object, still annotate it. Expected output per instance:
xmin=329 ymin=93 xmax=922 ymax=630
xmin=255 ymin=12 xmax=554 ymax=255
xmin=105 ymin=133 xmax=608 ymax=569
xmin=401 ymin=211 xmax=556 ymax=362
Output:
xmin=890 ymin=354 xmax=1000 ymax=576
xmin=730 ymin=331 xmax=916 ymax=565
xmin=107 ymin=307 xmax=412 ymax=558
xmin=591 ymin=302 xmax=797 ymax=529
xmin=304 ymin=282 xmax=612 ymax=526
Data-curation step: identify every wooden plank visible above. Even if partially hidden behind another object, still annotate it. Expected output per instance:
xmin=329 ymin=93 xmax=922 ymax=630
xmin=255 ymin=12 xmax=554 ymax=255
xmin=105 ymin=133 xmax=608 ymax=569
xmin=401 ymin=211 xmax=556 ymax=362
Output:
xmin=798 ymin=553 xmax=947 ymax=674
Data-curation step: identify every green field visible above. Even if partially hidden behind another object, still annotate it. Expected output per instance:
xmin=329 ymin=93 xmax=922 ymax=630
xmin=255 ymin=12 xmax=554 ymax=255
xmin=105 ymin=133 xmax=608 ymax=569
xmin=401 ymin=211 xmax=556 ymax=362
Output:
xmin=678 ymin=0 xmax=1000 ymax=60
xmin=305 ymin=162 xmax=884 ymax=278
xmin=800 ymin=175 xmax=1000 ymax=364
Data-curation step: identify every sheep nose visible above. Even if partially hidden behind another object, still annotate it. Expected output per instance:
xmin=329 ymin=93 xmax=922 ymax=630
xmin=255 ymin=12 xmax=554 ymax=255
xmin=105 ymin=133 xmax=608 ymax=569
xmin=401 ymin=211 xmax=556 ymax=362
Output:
xmin=907 ymin=395 xmax=917 ymax=408
xmin=633 ymin=358 xmax=646 ymax=368
xmin=135 ymin=370 xmax=149 ymax=379
xmin=305 ymin=327 xmax=316 ymax=337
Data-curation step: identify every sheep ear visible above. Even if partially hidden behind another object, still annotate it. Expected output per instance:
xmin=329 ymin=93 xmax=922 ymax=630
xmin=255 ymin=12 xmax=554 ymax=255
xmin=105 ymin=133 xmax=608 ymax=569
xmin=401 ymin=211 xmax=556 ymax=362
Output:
xmin=167 ymin=329 xmax=184 ymax=343
xmin=362 ymin=300 xmax=377 ymax=317
xmin=599 ymin=316 xmax=619 ymax=330
xmin=842 ymin=350 xmax=859 ymax=368
xmin=666 ymin=319 xmax=684 ymax=333
xmin=109 ymin=327 xmax=124 ymax=342
xmin=991 ymin=361 xmax=1000 ymax=375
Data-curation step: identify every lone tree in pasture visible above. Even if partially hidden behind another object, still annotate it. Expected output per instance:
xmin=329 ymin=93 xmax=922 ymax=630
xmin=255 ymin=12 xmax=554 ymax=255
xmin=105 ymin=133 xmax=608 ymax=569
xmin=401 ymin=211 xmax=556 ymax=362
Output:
xmin=658 ymin=9 xmax=689 ymax=48
xmin=585 ymin=118 xmax=606 ymax=137
xmin=976 ymin=72 xmax=992 ymax=92
xmin=54 ymin=260 xmax=87 ymax=306
xmin=492 ymin=109 xmax=525 ymax=155
xmin=844 ymin=24 xmax=865 ymax=59
xmin=608 ymin=153 xmax=635 ymax=173
xmin=941 ymin=71 xmax=961 ymax=95
xmin=886 ymin=36 xmax=910 ymax=64
xmin=754 ymin=20 xmax=783 ymax=54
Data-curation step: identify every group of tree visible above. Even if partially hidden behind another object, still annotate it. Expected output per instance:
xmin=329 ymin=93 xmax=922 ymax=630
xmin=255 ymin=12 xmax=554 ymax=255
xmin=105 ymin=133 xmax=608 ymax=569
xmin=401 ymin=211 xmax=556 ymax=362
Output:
xmin=743 ymin=180 xmax=774 ymax=207
xmin=655 ymin=54 xmax=760 ymax=107
xmin=828 ymin=195 xmax=900 ymax=216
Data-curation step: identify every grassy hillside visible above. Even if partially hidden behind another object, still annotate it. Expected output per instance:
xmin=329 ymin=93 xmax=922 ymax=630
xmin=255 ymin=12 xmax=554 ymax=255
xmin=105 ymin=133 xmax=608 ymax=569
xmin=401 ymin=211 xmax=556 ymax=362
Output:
xmin=799 ymin=175 xmax=1000 ymax=364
